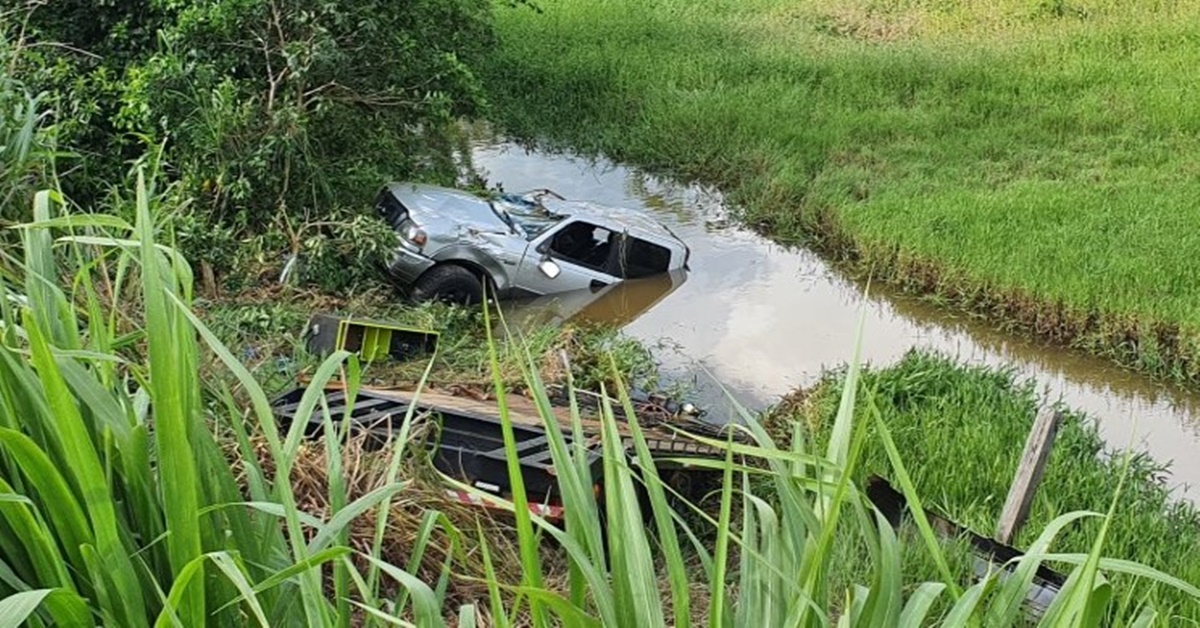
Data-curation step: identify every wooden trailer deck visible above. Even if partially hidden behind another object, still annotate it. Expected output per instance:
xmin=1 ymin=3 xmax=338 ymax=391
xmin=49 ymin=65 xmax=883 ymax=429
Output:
xmin=271 ymin=384 xmax=728 ymax=505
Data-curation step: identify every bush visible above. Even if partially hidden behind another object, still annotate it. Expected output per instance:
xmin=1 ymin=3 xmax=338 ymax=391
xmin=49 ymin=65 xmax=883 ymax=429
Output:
xmin=4 ymin=0 xmax=496 ymax=287
xmin=0 ymin=56 xmax=51 ymax=227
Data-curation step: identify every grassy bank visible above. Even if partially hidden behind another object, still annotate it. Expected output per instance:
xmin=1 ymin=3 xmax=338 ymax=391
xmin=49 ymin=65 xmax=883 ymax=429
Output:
xmin=485 ymin=0 xmax=1200 ymax=383
xmin=768 ymin=350 xmax=1200 ymax=620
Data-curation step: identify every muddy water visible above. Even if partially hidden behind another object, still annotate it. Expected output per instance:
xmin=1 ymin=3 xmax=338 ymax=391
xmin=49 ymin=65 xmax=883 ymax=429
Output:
xmin=473 ymin=142 xmax=1200 ymax=498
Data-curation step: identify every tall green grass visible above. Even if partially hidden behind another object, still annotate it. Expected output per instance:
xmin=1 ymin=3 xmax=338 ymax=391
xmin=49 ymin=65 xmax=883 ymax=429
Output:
xmin=0 ymin=178 xmax=456 ymax=625
xmin=484 ymin=0 xmax=1200 ymax=383
xmin=2 ymin=175 xmax=1197 ymax=625
xmin=0 ymin=70 xmax=49 ymax=224
xmin=776 ymin=351 xmax=1200 ymax=622
xmin=469 ymin=298 xmax=1200 ymax=625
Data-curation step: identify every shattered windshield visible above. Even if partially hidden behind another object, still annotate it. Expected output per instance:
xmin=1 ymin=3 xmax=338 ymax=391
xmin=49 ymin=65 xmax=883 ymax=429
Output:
xmin=490 ymin=193 xmax=564 ymax=239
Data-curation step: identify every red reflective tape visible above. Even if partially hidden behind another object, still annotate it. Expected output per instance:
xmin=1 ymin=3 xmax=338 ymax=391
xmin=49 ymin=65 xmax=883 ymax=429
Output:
xmin=443 ymin=490 xmax=565 ymax=520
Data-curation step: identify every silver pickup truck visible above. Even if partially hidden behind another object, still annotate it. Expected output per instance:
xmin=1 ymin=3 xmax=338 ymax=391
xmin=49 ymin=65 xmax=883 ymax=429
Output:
xmin=377 ymin=183 xmax=690 ymax=304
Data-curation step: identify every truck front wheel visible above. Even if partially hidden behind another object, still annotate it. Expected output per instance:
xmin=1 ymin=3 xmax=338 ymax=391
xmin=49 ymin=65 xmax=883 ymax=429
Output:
xmin=410 ymin=265 xmax=483 ymax=305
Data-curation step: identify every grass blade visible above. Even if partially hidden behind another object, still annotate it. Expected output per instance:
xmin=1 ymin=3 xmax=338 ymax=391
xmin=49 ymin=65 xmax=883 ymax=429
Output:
xmin=511 ymin=586 xmax=604 ymax=628
xmin=349 ymin=601 xmax=417 ymax=627
xmin=363 ymin=555 xmax=446 ymax=628
xmin=477 ymin=521 xmax=511 ymax=628
xmin=170 ymin=293 xmax=331 ymax=624
xmin=23 ymin=190 xmax=76 ymax=348
xmin=481 ymin=300 xmax=545 ymax=624
xmin=307 ymin=483 xmax=408 ymax=553
xmin=899 ymin=582 xmax=946 ymax=627
xmin=1042 ymin=448 xmax=1135 ymax=626
xmin=1130 ymin=605 xmax=1158 ymax=628
xmin=521 ymin=350 xmax=607 ymax=612
xmin=708 ymin=433 xmax=735 ymax=628
xmin=0 ymin=429 xmax=92 ymax=569
xmin=987 ymin=510 xmax=1099 ymax=626
xmin=870 ymin=395 xmax=961 ymax=599
xmin=135 ymin=170 xmax=202 ymax=626
xmin=206 ymin=553 xmax=270 ymax=628
xmin=459 ymin=604 xmax=477 ymax=628
xmin=597 ymin=388 xmax=663 ymax=627
xmin=942 ymin=579 xmax=993 ymax=628
xmin=319 ymin=393 xmax=351 ymax=628
xmin=1026 ymin=554 xmax=1200 ymax=598
xmin=0 ymin=478 xmax=73 ymax=592
xmin=22 ymin=311 xmax=146 ymax=625
xmin=861 ymin=509 xmax=903 ymax=626
xmin=826 ymin=304 xmax=867 ymax=467
xmin=0 ymin=589 xmax=52 ymax=628
xmin=367 ymin=353 xmax=437 ymax=601
xmin=611 ymin=359 xmax=691 ymax=627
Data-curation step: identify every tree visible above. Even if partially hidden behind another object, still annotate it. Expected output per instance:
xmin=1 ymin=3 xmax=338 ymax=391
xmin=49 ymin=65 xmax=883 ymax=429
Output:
xmin=5 ymin=0 xmax=497 ymax=287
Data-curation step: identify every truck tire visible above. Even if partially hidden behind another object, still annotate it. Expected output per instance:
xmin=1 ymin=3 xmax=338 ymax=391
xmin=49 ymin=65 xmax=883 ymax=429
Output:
xmin=411 ymin=265 xmax=483 ymax=305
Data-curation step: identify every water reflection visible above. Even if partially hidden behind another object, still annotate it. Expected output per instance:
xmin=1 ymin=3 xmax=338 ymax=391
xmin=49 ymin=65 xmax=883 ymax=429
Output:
xmin=474 ymin=141 xmax=1200 ymax=497
xmin=504 ymin=270 xmax=688 ymax=332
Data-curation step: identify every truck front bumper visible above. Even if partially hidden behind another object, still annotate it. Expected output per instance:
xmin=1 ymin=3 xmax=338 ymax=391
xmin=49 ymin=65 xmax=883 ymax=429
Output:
xmin=385 ymin=246 xmax=436 ymax=285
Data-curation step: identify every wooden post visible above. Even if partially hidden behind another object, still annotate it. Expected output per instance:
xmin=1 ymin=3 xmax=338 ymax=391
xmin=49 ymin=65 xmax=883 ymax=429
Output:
xmin=996 ymin=407 xmax=1062 ymax=545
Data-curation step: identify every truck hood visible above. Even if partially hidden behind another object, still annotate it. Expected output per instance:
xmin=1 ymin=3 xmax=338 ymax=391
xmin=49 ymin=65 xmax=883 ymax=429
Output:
xmin=387 ymin=183 xmax=512 ymax=235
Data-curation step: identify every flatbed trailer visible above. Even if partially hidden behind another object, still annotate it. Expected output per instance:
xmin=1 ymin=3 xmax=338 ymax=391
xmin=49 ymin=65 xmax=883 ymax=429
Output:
xmin=270 ymin=385 xmax=729 ymax=517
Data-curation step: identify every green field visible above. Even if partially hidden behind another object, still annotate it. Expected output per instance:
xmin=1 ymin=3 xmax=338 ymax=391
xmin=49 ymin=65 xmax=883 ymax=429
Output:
xmin=485 ymin=0 xmax=1200 ymax=381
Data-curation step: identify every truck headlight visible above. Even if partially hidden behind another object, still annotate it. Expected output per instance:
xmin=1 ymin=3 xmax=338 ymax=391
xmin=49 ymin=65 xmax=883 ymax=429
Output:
xmin=403 ymin=223 xmax=427 ymax=247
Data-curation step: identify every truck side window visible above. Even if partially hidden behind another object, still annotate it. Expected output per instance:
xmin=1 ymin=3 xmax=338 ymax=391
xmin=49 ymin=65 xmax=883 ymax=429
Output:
xmin=548 ymin=221 xmax=615 ymax=273
xmin=616 ymin=236 xmax=671 ymax=279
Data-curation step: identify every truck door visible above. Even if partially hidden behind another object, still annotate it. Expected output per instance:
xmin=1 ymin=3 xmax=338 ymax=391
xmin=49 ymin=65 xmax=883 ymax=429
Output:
xmin=515 ymin=219 xmax=622 ymax=296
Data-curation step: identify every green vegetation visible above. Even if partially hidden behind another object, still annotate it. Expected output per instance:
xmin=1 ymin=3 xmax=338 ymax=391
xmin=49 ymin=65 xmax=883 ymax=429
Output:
xmin=770 ymin=350 xmax=1200 ymax=621
xmin=199 ymin=292 xmax=658 ymax=399
xmin=0 ymin=180 xmax=433 ymax=625
xmin=485 ymin=0 xmax=1200 ymax=382
xmin=3 ymin=180 xmax=1198 ymax=625
xmin=5 ymin=0 xmax=496 ymax=290
xmin=3 ymin=1 xmax=1200 ymax=625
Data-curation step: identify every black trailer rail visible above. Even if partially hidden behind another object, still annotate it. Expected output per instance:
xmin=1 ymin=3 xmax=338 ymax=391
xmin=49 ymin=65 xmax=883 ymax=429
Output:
xmin=271 ymin=386 xmax=732 ymax=510
xmin=270 ymin=388 xmax=602 ymax=500
xmin=866 ymin=475 xmax=1064 ymax=618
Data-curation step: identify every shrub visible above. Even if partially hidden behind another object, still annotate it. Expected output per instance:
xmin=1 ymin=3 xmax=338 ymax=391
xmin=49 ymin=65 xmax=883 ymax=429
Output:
xmin=4 ymin=0 xmax=496 ymax=287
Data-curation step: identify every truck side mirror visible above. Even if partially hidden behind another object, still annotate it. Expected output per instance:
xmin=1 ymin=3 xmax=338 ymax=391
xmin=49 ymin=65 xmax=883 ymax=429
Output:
xmin=538 ymin=258 xmax=561 ymax=279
